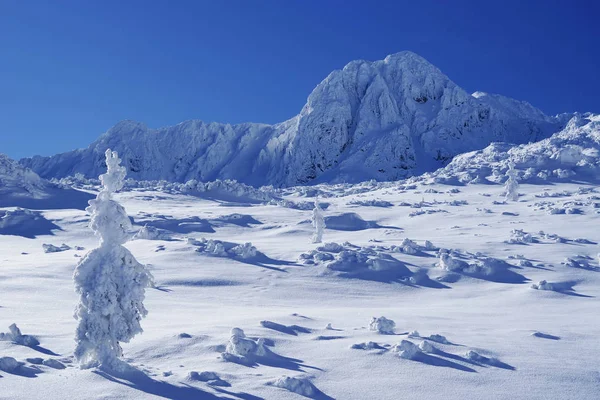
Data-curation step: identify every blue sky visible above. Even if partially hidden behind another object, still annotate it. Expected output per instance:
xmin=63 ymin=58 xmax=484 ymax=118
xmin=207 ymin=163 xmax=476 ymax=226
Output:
xmin=2 ymin=0 xmax=598 ymax=159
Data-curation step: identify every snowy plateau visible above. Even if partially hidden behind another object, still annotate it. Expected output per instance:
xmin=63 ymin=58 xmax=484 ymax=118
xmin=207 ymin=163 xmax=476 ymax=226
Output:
xmin=1 ymin=52 xmax=600 ymax=400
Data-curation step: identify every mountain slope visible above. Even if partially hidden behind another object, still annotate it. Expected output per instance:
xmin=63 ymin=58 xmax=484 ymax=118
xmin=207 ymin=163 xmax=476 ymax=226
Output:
xmin=20 ymin=51 xmax=568 ymax=187
xmin=0 ymin=153 xmax=93 ymax=209
xmin=419 ymin=113 xmax=600 ymax=185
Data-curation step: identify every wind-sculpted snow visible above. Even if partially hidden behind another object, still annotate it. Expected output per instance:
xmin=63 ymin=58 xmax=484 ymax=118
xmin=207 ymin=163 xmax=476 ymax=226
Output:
xmin=0 ymin=153 xmax=93 ymax=210
xmin=422 ymin=114 xmax=600 ymax=185
xmin=20 ymin=52 xmax=566 ymax=187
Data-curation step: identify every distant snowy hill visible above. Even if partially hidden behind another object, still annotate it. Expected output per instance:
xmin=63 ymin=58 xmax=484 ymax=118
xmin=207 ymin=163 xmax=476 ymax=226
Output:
xmin=420 ymin=113 xmax=600 ymax=185
xmin=0 ymin=153 xmax=92 ymax=209
xmin=20 ymin=51 xmax=571 ymax=186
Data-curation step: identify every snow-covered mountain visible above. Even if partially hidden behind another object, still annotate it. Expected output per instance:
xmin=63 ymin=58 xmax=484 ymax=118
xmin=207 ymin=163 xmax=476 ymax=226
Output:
xmin=20 ymin=51 xmax=570 ymax=187
xmin=420 ymin=113 xmax=600 ymax=185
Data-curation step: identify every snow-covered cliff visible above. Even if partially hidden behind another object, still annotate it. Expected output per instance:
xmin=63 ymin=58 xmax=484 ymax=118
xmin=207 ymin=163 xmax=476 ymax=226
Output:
xmin=20 ymin=51 xmax=569 ymax=186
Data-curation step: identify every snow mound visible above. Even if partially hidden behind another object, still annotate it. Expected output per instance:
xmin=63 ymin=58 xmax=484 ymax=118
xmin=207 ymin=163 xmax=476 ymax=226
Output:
xmin=133 ymin=225 xmax=172 ymax=241
xmin=351 ymin=341 xmax=384 ymax=350
xmin=0 ymin=356 xmax=24 ymax=372
xmin=273 ymin=376 xmax=318 ymax=398
xmin=324 ymin=213 xmax=377 ymax=231
xmin=531 ymin=280 xmax=556 ymax=291
xmin=223 ymin=328 xmax=267 ymax=359
xmin=369 ymin=316 xmax=396 ymax=334
xmin=392 ymin=340 xmax=420 ymax=359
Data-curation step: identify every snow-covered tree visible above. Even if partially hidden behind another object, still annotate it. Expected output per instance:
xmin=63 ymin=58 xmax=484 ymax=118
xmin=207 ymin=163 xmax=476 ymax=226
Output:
xmin=504 ymin=161 xmax=519 ymax=201
xmin=73 ymin=149 xmax=153 ymax=369
xmin=311 ymin=197 xmax=325 ymax=243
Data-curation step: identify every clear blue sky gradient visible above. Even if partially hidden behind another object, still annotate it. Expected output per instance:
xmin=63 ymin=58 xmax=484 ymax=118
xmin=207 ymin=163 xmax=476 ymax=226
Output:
xmin=2 ymin=0 xmax=599 ymax=158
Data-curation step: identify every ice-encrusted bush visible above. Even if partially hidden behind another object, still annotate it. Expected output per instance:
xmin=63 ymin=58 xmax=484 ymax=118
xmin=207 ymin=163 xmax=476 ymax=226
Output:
xmin=223 ymin=328 xmax=267 ymax=358
xmin=42 ymin=243 xmax=71 ymax=253
xmin=419 ymin=340 xmax=435 ymax=353
xmin=392 ymin=340 xmax=420 ymax=359
xmin=507 ymin=229 xmax=535 ymax=244
xmin=347 ymin=199 xmax=393 ymax=207
xmin=531 ymin=280 xmax=555 ymax=290
xmin=311 ymin=198 xmax=325 ymax=243
xmin=369 ymin=316 xmax=396 ymax=334
xmin=0 ymin=323 xmax=40 ymax=346
xmin=189 ymin=238 xmax=259 ymax=259
xmin=273 ymin=376 xmax=318 ymax=397
xmin=504 ymin=161 xmax=520 ymax=201
xmin=133 ymin=224 xmax=171 ymax=240
xmin=73 ymin=149 xmax=153 ymax=368
xmin=230 ymin=242 xmax=258 ymax=259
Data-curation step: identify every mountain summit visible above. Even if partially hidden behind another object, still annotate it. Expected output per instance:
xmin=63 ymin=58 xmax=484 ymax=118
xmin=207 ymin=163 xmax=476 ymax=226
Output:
xmin=20 ymin=51 xmax=569 ymax=186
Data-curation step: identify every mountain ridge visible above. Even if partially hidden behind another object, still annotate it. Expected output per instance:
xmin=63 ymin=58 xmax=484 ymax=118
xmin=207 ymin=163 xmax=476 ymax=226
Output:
xmin=20 ymin=51 xmax=571 ymax=187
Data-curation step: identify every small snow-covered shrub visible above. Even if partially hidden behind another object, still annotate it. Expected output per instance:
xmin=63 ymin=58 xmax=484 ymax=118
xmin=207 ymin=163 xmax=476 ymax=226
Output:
xmin=43 ymin=243 xmax=71 ymax=253
xmin=224 ymin=328 xmax=267 ymax=358
xmin=419 ymin=340 xmax=435 ymax=353
xmin=317 ymin=242 xmax=344 ymax=253
xmin=531 ymin=280 xmax=555 ymax=290
xmin=392 ymin=340 xmax=420 ymax=359
xmin=347 ymin=199 xmax=393 ymax=207
xmin=351 ymin=341 xmax=382 ymax=350
xmin=229 ymin=242 xmax=258 ymax=259
xmin=438 ymin=253 xmax=468 ymax=272
xmin=0 ymin=323 xmax=40 ymax=346
xmin=133 ymin=225 xmax=171 ymax=241
xmin=369 ymin=316 xmax=396 ymax=334
xmin=507 ymin=229 xmax=535 ymax=244
xmin=273 ymin=376 xmax=318 ymax=397
xmin=427 ymin=334 xmax=449 ymax=344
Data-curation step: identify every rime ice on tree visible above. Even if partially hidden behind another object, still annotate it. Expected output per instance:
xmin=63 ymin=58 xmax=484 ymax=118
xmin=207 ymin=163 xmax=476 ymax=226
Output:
xmin=504 ymin=161 xmax=519 ymax=202
xmin=73 ymin=149 xmax=152 ymax=368
xmin=311 ymin=197 xmax=325 ymax=243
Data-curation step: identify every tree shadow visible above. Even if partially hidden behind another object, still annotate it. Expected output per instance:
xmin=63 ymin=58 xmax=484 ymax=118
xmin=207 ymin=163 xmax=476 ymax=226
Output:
xmin=93 ymin=362 xmax=229 ymax=400
xmin=260 ymin=321 xmax=312 ymax=336
xmin=532 ymin=332 xmax=560 ymax=340
xmin=546 ymin=281 xmax=594 ymax=298
xmin=0 ymin=209 xmax=62 ymax=239
xmin=0 ymin=363 xmax=43 ymax=378
xmin=223 ymin=347 xmax=323 ymax=373
xmin=411 ymin=353 xmax=477 ymax=373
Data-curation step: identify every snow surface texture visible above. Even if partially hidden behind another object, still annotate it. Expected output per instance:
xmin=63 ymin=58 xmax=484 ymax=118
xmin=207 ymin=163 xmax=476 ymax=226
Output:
xmin=20 ymin=52 xmax=567 ymax=187
xmin=1 ymin=180 xmax=599 ymax=399
xmin=73 ymin=150 xmax=153 ymax=368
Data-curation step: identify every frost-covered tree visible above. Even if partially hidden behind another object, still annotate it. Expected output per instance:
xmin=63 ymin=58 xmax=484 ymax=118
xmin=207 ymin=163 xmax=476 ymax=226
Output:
xmin=504 ymin=161 xmax=519 ymax=202
xmin=73 ymin=149 xmax=153 ymax=369
xmin=311 ymin=197 xmax=325 ymax=243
